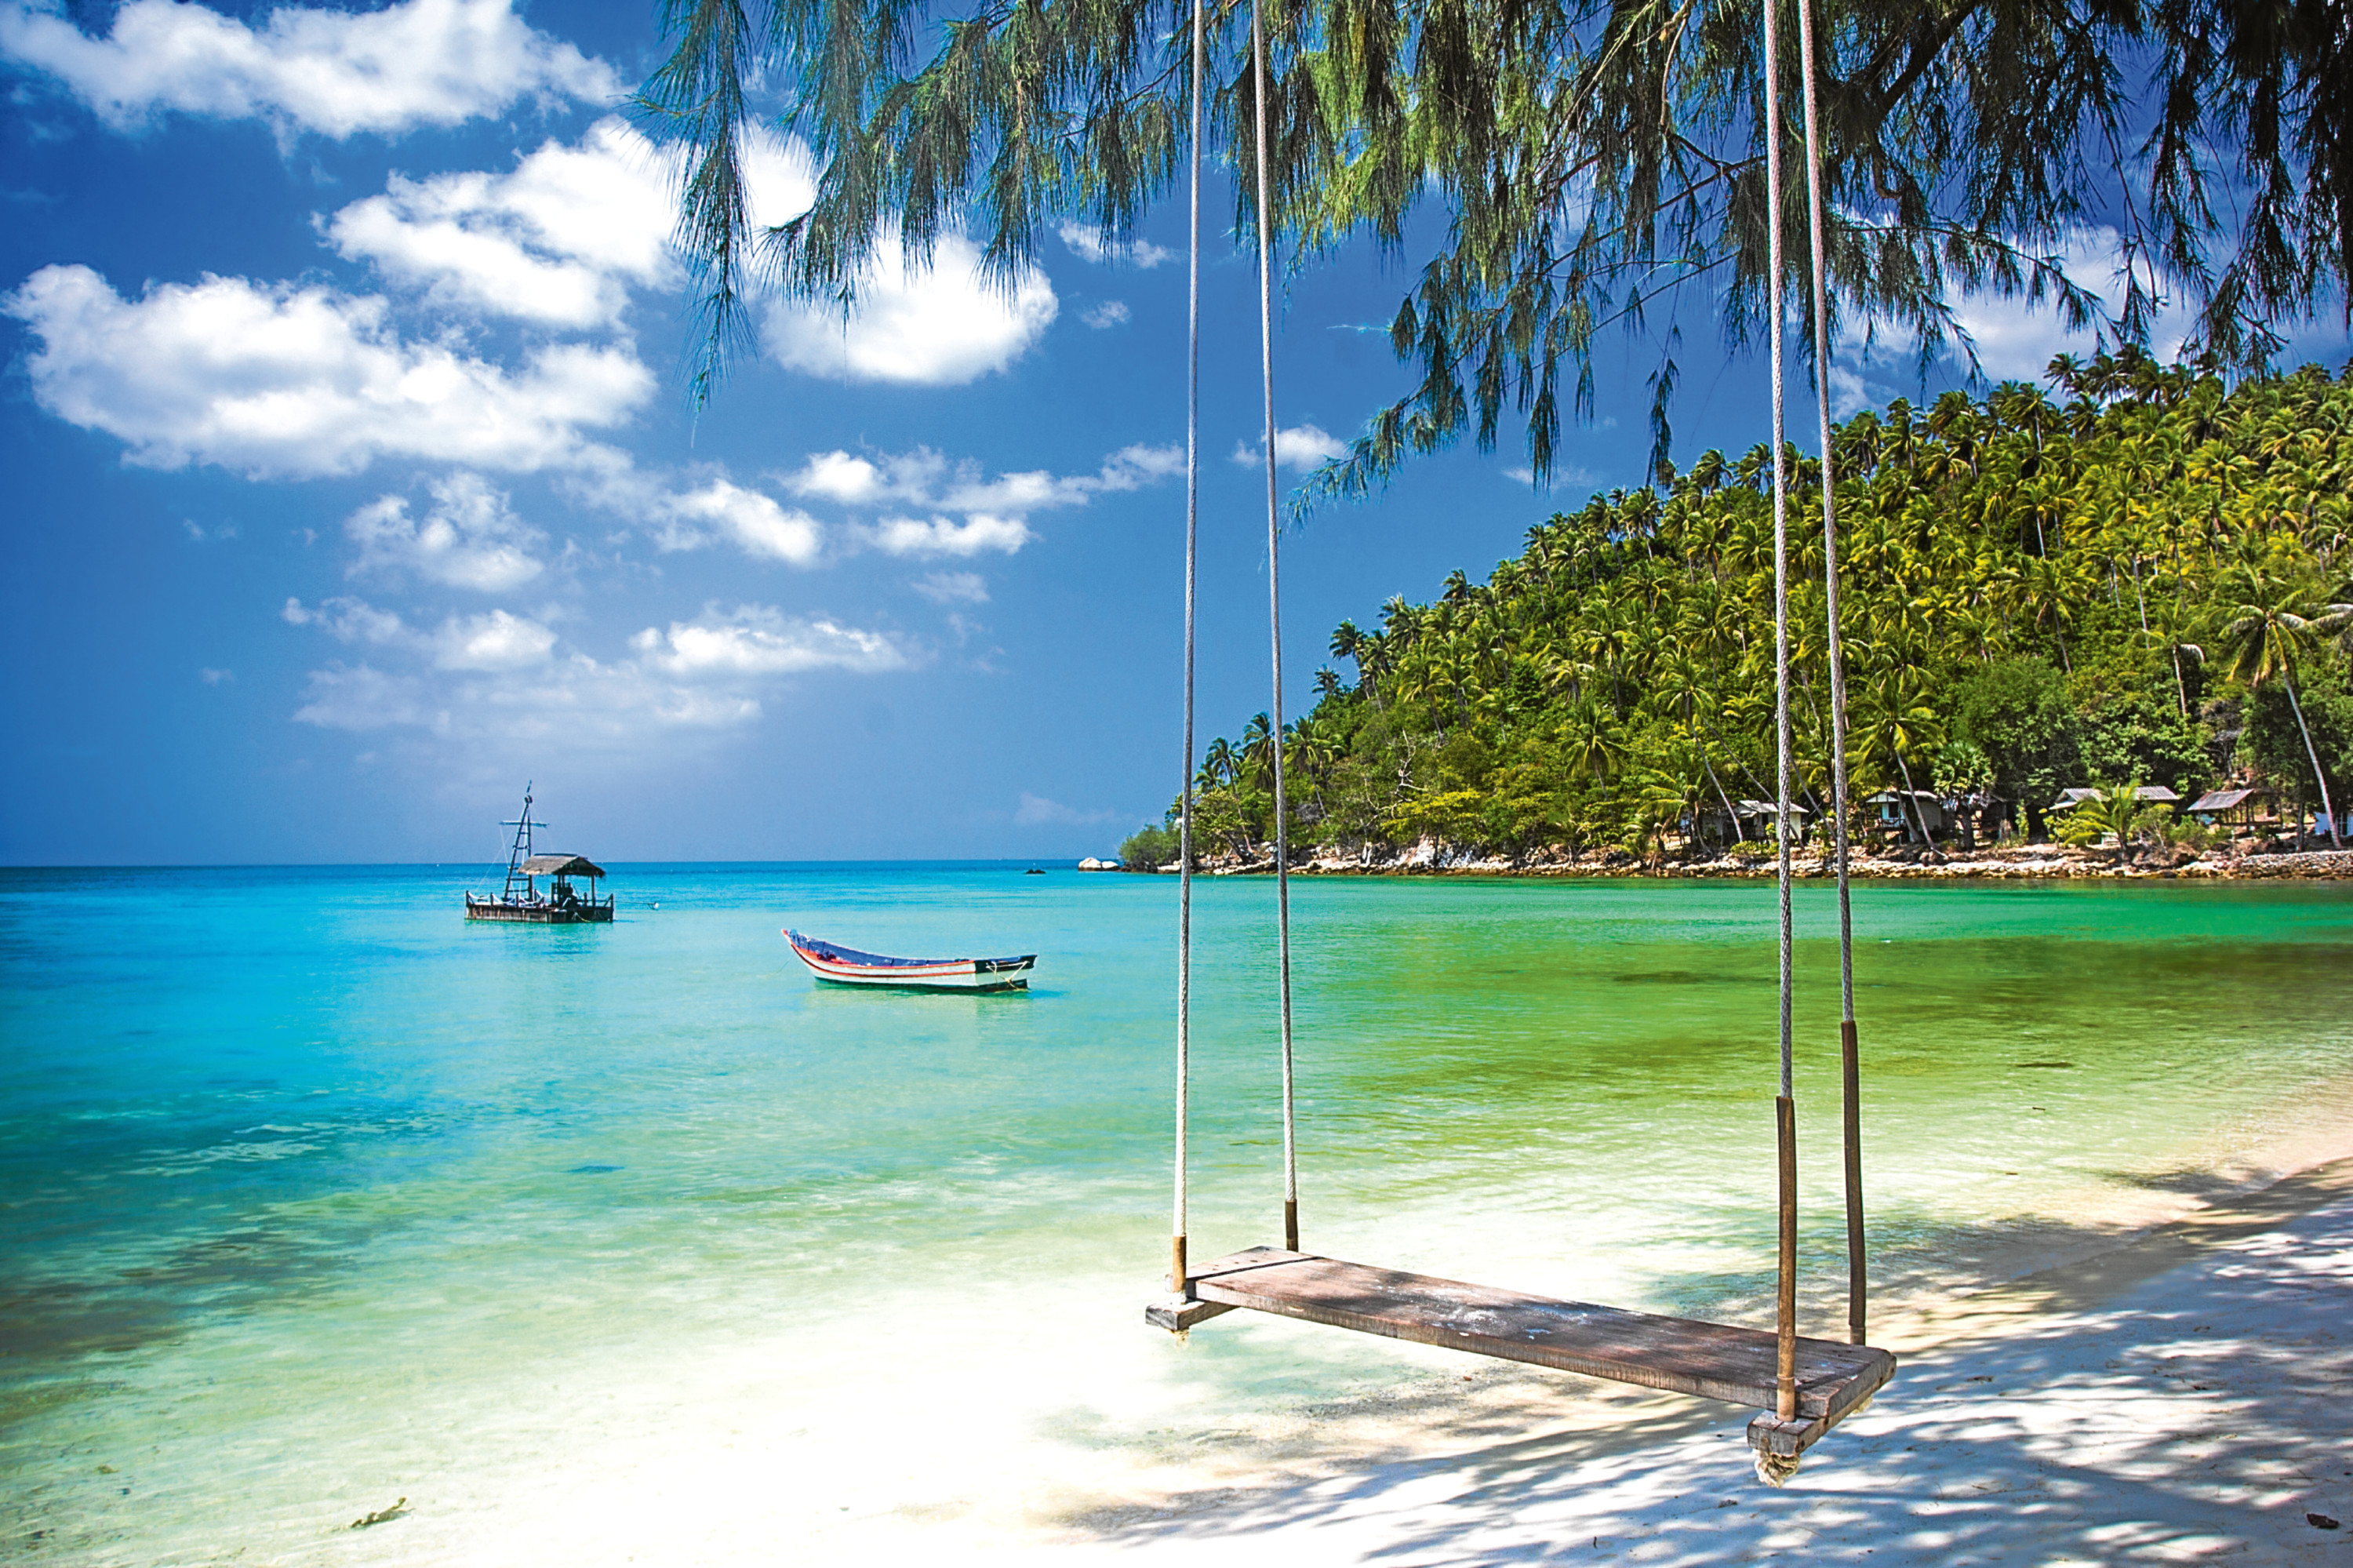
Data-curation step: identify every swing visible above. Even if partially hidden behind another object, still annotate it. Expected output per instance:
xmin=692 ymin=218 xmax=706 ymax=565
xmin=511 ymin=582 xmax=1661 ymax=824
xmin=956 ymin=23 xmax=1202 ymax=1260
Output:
xmin=1146 ymin=0 xmax=1895 ymax=1487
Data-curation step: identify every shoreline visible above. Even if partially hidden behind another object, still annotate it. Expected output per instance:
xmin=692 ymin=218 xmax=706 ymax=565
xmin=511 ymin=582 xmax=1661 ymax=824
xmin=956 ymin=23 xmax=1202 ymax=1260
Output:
xmin=1147 ymin=844 xmax=2353 ymax=881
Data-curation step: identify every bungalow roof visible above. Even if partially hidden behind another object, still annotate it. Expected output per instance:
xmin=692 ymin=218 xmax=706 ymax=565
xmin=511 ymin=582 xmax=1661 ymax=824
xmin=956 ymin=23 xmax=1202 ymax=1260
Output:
xmin=2049 ymin=785 xmax=2181 ymax=809
xmin=519 ymin=854 xmax=606 ymax=877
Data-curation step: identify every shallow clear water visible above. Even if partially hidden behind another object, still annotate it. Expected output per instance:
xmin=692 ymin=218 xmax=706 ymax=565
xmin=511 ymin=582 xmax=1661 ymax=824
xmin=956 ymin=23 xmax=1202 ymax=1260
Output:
xmin=3 ymin=866 xmax=2350 ymax=1560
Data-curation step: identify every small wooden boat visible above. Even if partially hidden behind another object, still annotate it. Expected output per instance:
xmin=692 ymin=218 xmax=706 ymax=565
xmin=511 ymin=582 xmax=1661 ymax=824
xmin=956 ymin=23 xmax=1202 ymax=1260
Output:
xmin=784 ymin=930 xmax=1035 ymax=991
xmin=464 ymin=785 xmax=614 ymax=923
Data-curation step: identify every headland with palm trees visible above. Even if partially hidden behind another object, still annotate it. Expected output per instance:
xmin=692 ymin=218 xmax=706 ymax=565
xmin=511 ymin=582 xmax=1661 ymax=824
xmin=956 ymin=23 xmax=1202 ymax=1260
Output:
xmin=1123 ymin=352 xmax=2353 ymax=876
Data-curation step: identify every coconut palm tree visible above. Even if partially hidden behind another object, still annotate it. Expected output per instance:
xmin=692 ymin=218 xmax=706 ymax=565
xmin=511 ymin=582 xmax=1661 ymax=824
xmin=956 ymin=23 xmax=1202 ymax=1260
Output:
xmin=1199 ymin=737 xmax=1238 ymax=792
xmin=2082 ymin=781 xmax=2151 ymax=863
xmin=2212 ymin=553 xmax=2353 ymax=849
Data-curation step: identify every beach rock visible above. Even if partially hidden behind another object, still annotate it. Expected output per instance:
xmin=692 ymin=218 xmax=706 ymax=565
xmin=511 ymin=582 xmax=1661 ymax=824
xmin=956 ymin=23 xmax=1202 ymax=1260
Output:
xmin=1077 ymin=857 xmax=1120 ymax=871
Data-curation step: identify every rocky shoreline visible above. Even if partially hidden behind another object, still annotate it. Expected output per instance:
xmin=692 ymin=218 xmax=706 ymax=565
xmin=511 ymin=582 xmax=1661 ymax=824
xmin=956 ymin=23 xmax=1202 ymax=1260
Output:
xmin=1152 ymin=839 xmax=2353 ymax=880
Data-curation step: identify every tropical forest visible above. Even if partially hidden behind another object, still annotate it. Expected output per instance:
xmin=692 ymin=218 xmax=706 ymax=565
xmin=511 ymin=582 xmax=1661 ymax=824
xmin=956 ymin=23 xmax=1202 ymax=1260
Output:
xmin=1126 ymin=351 xmax=2353 ymax=869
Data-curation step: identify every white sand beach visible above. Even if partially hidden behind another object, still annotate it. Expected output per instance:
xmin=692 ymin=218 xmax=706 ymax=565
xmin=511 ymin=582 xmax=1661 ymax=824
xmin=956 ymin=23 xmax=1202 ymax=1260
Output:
xmin=278 ymin=1155 xmax=2353 ymax=1568
xmin=1043 ymin=1159 xmax=2353 ymax=1566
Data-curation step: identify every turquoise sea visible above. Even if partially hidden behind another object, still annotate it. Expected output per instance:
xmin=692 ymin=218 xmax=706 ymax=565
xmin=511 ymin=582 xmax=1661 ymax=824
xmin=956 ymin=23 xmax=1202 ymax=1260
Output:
xmin=3 ymin=865 xmax=2351 ymax=1562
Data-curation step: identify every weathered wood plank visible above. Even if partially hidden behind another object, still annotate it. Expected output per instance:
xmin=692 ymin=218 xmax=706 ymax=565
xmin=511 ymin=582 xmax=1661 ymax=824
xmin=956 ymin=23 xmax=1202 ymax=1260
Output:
xmin=1144 ymin=1295 xmax=1238 ymax=1332
xmin=1184 ymin=1247 xmax=1897 ymax=1421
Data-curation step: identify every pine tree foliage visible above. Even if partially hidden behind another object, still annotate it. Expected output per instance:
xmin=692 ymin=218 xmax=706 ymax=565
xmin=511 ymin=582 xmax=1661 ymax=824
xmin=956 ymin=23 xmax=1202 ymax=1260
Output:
xmin=640 ymin=0 xmax=2353 ymax=482
xmin=1166 ymin=352 xmax=2353 ymax=859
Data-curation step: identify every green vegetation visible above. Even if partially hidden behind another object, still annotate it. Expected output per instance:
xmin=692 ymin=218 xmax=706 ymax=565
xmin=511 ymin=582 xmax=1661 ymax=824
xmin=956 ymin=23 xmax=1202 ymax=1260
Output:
xmin=1118 ymin=823 xmax=1180 ymax=871
xmin=1143 ymin=354 xmax=2353 ymax=866
xmin=649 ymin=0 xmax=2353 ymax=481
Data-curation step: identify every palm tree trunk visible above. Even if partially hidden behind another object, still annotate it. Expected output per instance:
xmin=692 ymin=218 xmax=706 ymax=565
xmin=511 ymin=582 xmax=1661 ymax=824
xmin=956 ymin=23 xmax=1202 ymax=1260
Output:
xmin=1893 ymin=750 xmax=1929 ymax=845
xmin=2282 ymin=671 xmax=2343 ymax=850
xmin=1703 ymin=751 xmax=1744 ymax=844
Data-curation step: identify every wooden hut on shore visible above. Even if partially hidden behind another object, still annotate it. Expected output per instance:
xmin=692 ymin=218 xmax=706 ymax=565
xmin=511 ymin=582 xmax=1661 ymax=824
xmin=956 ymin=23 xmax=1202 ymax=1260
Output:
xmin=2185 ymin=787 xmax=2276 ymax=833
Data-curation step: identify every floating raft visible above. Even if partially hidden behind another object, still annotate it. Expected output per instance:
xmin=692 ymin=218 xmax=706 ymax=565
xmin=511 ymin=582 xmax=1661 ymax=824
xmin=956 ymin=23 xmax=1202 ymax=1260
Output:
xmin=1149 ymin=1246 xmax=1895 ymax=1475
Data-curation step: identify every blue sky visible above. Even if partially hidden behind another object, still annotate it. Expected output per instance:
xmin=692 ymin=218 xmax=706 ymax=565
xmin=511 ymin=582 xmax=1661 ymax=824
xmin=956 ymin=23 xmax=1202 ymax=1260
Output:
xmin=3 ymin=0 xmax=2344 ymax=865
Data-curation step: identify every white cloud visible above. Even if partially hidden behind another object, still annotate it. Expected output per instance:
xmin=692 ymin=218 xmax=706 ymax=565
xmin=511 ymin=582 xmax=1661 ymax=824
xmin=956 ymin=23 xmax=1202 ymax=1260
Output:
xmin=431 ymin=608 xmax=555 ymax=671
xmin=787 ymin=449 xmax=886 ymax=506
xmin=1233 ymin=423 xmax=1350 ymax=472
xmin=774 ymin=440 xmax=1180 ymax=558
xmin=326 ymin=119 xmax=670 ymax=327
xmin=1081 ymin=300 xmax=1131 ymax=329
xmin=2 ymin=264 xmax=649 ymax=477
xmin=762 ymin=232 xmax=1056 ymax=385
xmin=346 ymin=472 xmax=545 ymax=591
xmin=1827 ymin=361 xmax=1878 ymax=419
xmin=283 ymin=594 xmax=553 ymax=671
xmin=1885 ymin=227 xmax=2199 ymax=386
xmin=871 ymin=514 xmax=1031 ymax=558
xmin=324 ymin=118 xmax=815 ymax=329
xmin=631 ymin=604 xmax=911 ymax=676
xmin=911 ymin=571 xmax=988 ymax=605
xmin=567 ymin=453 xmax=825 ymax=567
xmin=1014 ymin=791 xmax=1118 ymax=826
xmin=784 ymin=442 xmax=1180 ymax=516
xmin=654 ymin=480 xmax=824 ymax=566
xmin=1055 ymin=220 xmax=1173 ymax=270
xmin=0 ymin=0 xmax=619 ymax=138
xmin=198 ymin=667 xmax=232 ymax=685
xmin=282 ymin=594 xmax=407 ymax=645
xmin=287 ymin=599 xmax=911 ymax=748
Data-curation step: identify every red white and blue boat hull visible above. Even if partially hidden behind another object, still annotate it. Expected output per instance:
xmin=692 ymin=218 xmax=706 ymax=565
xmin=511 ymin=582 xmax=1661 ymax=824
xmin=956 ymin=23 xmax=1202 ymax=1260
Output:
xmin=785 ymin=930 xmax=1035 ymax=992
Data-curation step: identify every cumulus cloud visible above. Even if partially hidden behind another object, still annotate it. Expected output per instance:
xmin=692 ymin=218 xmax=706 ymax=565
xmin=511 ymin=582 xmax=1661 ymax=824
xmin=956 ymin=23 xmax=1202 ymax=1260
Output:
xmin=325 ymin=118 xmax=813 ymax=329
xmin=566 ymin=452 xmax=824 ymax=566
xmin=770 ymin=440 xmax=1180 ymax=558
xmin=788 ymin=449 xmax=889 ymax=506
xmin=871 ymin=514 xmax=1032 ymax=558
xmin=0 ymin=0 xmax=619 ymax=138
xmin=287 ymin=598 xmax=911 ymax=746
xmin=762 ymin=232 xmax=1056 ymax=385
xmin=784 ymin=442 xmax=1180 ymax=515
xmin=1080 ymin=300 xmax=1131 ymax=329
xmin=2 ymin=264 xmax=649 ymax=477
xmin=431 ymin=608 xmax=556 ymax=671
xmin=653 ymin=479 xmax=824 ymax=566
xmin=282 ymin=592 xmax=555 ymax=670
xmin=325 ymin=118 xmax=670 ymax=326
xmin=1844 ymin=227 xmax=2205 ymax=389
xmin=1233 ymin=423 xmax=1350 ymax=472
xmin=911 ymin=571 xmax=988 ymax=605
xmin=1055 ymin=220 xmax=1173 ymax=270
xmin=346 ymin=472 xmax=545 ymax=591
xmin=630 ymin=604 xmax=911 ymax=676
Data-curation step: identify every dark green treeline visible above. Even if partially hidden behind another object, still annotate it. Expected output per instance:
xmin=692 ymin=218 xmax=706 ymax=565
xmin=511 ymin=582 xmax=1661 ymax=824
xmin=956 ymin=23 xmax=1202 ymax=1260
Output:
xmin=1131 ymin=352 xmax=2353 ymax=866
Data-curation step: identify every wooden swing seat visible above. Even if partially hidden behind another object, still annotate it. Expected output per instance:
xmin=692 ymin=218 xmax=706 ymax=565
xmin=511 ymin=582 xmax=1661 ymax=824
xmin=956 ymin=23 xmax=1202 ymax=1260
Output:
xmin=1148 ymin=1246 xmax=1896 ymax=1470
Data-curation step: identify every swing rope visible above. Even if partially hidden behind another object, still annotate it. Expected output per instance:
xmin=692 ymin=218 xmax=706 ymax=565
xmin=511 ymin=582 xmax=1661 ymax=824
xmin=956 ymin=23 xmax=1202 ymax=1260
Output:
xmin=1760 ymin=0 xmax=1800 ymax=1424
xmin=1794 ymin=0 xmax=1868 ymax=1347
xmin=1170 ymin=0 xmax=1206 ymax=1296
xmin=1250 ymin=0 xmax=1301 ymax=1254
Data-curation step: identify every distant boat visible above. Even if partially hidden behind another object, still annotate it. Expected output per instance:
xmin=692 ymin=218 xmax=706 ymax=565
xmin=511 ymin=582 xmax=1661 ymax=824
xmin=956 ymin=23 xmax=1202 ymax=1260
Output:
xmin=784 ymin=930 xmax=1035 ymax=992
xmin=465 ymin=785 xmax=614 ymax=924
